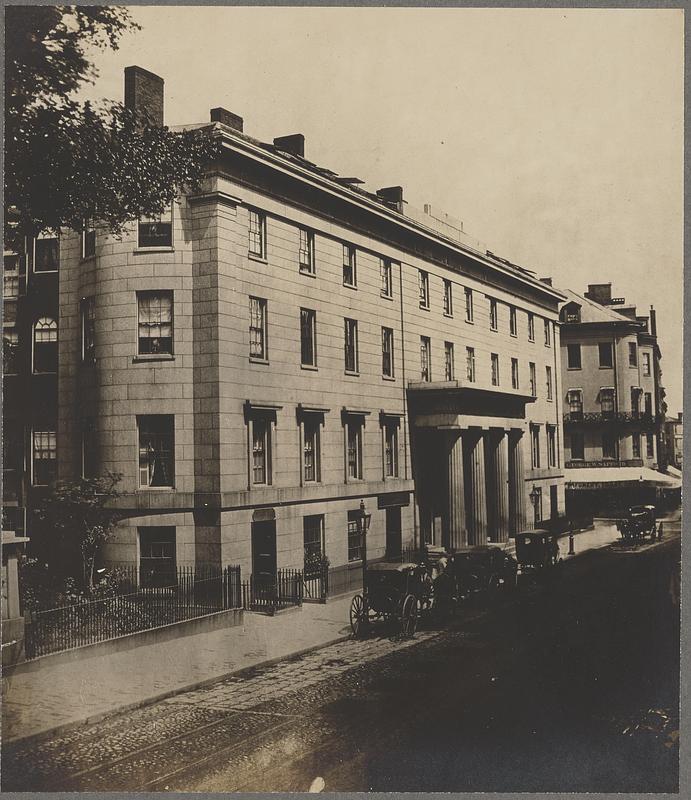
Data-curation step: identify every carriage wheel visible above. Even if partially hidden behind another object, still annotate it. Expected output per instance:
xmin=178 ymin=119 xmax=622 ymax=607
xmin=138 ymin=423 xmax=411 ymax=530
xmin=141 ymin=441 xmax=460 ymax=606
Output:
xmin=349 ymin=594 xmax=367 ymax=637
xmin=400 ymin=594 xmax=418 ymax=638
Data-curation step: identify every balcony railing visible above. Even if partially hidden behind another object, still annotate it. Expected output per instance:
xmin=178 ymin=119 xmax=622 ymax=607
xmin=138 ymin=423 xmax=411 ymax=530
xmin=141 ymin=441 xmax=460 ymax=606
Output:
xmin=564 ymin=411 xmax=657 ymax=427
xmin=565 ymin=459 xmax=644 ymax=469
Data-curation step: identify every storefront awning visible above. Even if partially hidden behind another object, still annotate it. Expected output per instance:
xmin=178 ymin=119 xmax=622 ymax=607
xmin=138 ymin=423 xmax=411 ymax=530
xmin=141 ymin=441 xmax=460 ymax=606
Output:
xmin=565 ymin=466 xmax=681 ymax=490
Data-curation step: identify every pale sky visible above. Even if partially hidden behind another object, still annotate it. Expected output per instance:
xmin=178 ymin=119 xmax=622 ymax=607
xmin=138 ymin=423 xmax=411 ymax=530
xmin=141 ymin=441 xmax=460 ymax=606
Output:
xmin=80 ymin=6 xmax=684 ymax=414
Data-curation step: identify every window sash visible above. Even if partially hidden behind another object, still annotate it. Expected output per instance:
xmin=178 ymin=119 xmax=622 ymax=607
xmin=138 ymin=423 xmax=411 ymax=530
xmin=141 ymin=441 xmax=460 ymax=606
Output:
xmin=491 ymin=354 xmax=500 ymax=386
xmin=347 ymin=511 xmax=362 ymax=561
xmin=300 ymin=309 xmax=316 ymax=366
xmin=602 ymin=434 xmax=617 ymax=460
xmin=419 ymin=271 xmax=429 ymax=308
xmin=303 ymin=421 xmax=319 ymax=482
xmin=547 ymin=427 xmax=556 ymax=467
xmin=598 ymin=343 xmax=613 ymax=368
xmin=568 ymin=390 xmax=583 ymax=413
xmin=298 ymin=228 xmax=314 ymax=272
xmin=138 ymin=208 xmax=172 ymax=249
xmin=465 ymin=289 xmax=473 ymax=322
xmin=546 ymin=367 xmax=553 ymax=400
xmin=343 ymin=245 xmax=356 ymax=285
xmin=304 ymin=516 xmax=324 ymax=573
xmin=567 ymin=344 xmax=581 ymax=369
xmin=249 ymin=297 xmax=267 ymax=359
xmin=420 ymin=337 xmax=431 ymax=381
xmin=570 ymin=433 xmax=585 ymax=460
xmin=646 ymin=434 xmax=654 ymax=457
xmin=444 ymin=343 xmax=454 ymax=381
xmin=642 ymin=353 xmax=651 ymax=376
xmin=466 ymin=347 xmax=475 ymax=382
xmin=531 ymin=427 xmax=540 ymax=468
xmin=510 ymin=307 xmax=517 ymax=336
xmin=3 ymin=331 xmax=19 ymax=374
xmin=528 ymin=313 xmax=535 ymax=341
xmin=382 ymin=327 xmax=394 ymax=377
xmin=248 ymin=210 xmax=265 ymax=257
xmin=600 ymin=388 xmax=615 ymax=414
xmin=511 ymin=358 xmax=519 ymax=389
xmin=138 ymin=292 xmax=173 ymax=355
xmin=384 ymin=425 xmax=398 ymax=477
xmin=347 ymin=423 xmax=361 ymax=479
xmin=380 ymin=259 xmax=392 ymax=296
xmin=632 ymin=433 xmax=641 ymax=458
xmin=34 ymin=237 xmax=59 ymax=272
xmin=544 ymin=320 xmax=551 ymax=346
xmin=529 ymin=363 xmax=536 ymax=396
xmin=138 ymin=417 xmax=174 ymax=487
xmin=344 ymin=319 xmax=358 ymax=372
xmin=33 ymin=430 xmax=57 ymax=486
xmin=443 ymin=281 xmax=453 ymax=316
xmin=489 ymin=299 xmax=498 ymax=330
xmin=252 ymin=421 xmax=268 ymax=484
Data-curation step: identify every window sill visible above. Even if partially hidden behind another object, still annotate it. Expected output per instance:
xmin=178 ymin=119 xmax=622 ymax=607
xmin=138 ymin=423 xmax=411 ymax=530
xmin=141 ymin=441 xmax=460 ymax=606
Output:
xmin=133 ymin=246 xmax=175 ymax=255
xmin=33 ymin=269 xmax=59 ymax=275
xmin=382 ymin=375 xmax=396 ymax=382
xmin=528 ymin=338 xmax=535 ymax=344
xmin=443 ymin=312 xmax=454 ymax=319
xmin=490 ymin=327 xmax=498 ymax=333
xmin=80 ymin=255 xmax=96 ymax=265
xmin=137 ymin=486 xmax=176 ymax=492
xmin=132 ymin=354 xmax=175 ymax=363
xmin=510 ymin=332 xmax=518 ymax=338
xmin=419 ymin=304 xmax=430 ymax=312
xmin=599 ymin=365 xmax=613 ymax=370
xmin=343 ymin=282 xmax=358 ymax=291
xmin=249 ymin=356 xmax=270 ymax=365
xmin=344 ymin=370 xmax=360 ymax=377
xmin=301 ymin=363 xmax=318 ymax=371
xmin=567 ymin=366 xmax=582 ymax=371
xmin=380 ymin=292 xmax=394 ymax=301
xmin=33 ymin=371 xmax=57 ymax=376
xmin=465 ymin=319 xmax=474 ymax=325
xmin=299 ymin=268 xmax=316 ymax=278
xmin=248 ymin=253 xmax=268 ymax=264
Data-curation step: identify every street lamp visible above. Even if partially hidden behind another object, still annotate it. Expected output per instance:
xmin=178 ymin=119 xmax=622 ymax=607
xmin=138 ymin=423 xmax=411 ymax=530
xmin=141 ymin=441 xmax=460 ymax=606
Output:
xmin=358 ymin=499 xmax=372 ymax=591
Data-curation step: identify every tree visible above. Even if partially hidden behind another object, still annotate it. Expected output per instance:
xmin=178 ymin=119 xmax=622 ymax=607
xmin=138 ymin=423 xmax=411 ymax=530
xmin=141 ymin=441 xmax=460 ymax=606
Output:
xmin=34 ymin=473 xmax=124 ymax=593
xmin=4 ymin=6 xmax=219 ymax=250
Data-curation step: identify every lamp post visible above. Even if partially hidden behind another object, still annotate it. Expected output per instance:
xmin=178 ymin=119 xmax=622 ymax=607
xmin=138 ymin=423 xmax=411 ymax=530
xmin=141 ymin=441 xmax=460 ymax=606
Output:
xmin=529 ymin=485 xmax=540 ymax=528
xmin=359 ymin=499 xmax=372 ymax=594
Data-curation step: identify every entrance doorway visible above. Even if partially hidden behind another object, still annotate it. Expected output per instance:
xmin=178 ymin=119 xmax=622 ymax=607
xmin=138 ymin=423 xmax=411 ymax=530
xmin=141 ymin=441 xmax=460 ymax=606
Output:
xmin=251 ymin=520 xmax=277 ymax=581
xmin=385 ymin=507 xmax=402 ymax=559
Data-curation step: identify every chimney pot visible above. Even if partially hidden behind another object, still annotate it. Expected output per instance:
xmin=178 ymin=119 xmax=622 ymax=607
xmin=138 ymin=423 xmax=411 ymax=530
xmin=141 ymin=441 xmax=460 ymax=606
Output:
xmin=124 ymin=66 xmax=164 ymax=127
xmin=210 ymin=107 xmax=244 ymax=132
xmin=273 ymin=134 xmax=305 ymax=158
xmin=376 ymin=186 xmax=404 ymax=212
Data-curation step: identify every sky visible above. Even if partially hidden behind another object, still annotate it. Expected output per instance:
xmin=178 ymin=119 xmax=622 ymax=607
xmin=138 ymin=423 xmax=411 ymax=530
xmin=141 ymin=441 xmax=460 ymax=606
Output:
xmin=80 ymin=6 xmax=684 ymax=414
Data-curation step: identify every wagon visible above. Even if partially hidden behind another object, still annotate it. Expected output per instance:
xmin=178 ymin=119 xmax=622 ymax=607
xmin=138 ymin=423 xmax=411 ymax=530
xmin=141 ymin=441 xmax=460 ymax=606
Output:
xmin=349 ymin=561 xmax=431 ymax=637
xmin=514 ymin=530 xmax=560 ymax=571
xmin=446 ymin=545 xmax=519 ymax=601
xmin=617 ymin=505 xmax=657 ymax=543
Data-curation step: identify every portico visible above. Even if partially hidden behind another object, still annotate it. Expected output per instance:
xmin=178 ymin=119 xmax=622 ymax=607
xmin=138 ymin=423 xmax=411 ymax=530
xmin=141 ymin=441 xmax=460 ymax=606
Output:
xmin=408 ymin=382 xmax=534 ymax=550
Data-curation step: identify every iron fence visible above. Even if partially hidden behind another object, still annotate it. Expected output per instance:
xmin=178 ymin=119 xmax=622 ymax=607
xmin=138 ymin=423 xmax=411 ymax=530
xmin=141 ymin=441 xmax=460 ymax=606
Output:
xmin=303 ymin=558 xmax=329 ymax=603
xmin=24 ymin=565 xmax=242 ymax=659
xmin=242 ymin=569 xmax=303 ymax=614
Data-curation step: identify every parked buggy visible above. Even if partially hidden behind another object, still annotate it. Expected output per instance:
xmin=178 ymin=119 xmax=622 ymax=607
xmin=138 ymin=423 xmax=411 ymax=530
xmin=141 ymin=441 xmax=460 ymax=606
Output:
xmin=349 ymin=561 xmax=432 ymax=638
xmin=617 ymin=505 xmax=657 ymax=543
xmin=514 ymin=530 xmax=561 ymax=571
xmin=445 ymin=545 xmax=519 ymax=602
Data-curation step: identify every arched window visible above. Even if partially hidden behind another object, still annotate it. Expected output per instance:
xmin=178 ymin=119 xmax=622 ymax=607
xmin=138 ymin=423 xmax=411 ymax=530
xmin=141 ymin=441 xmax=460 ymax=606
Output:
xmin=33 ymin=317 xmax=57 ymax=373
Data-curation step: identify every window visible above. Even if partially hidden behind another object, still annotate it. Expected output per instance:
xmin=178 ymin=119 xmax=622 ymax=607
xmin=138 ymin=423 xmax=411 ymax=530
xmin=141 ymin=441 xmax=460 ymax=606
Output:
xmin=418 ymin=270 xmax=430 ymax=309
xmin=82 ymin=222 xmax=96 ymax=259
xmin=547 ymin=426 xmax=557 ymax=468
xmin=631 ymin=387 xmax=641 ymax=417
xmin=599 ymin=387 xmax=615 ymax=418
xmin=344 ymin=318 xmax=359 ymax=373
xmin=546 ymin=366 xmax=553 ymax=401
xmin=532 ymin=487 xmax=542 ymax=526
xmin=382 ymin=327 xmax=394 ymax=378
xmin=420 ymin=336 xmax=431 ymax=381
xmin=568 ymin=389 xmax=583 ymax=417
xmin=248 ymin=209 xmax=266 ymax=258
xmin=383 ymin=420 xmax=399 ymax=478
xmin=632 ymin=432 xmax=641 ymax=459
xmin=3 ymin=330 xmax=19 ymax=374
xmin=443 ymin=279 xmax=453 ymax=316
xmin=564 ymin=304 xmax=581 ymax=323
xmin=303 ymin=417 xmax=321 ymax=483
xmin=299 ymin=228 xmax=315 ymax=274
xmin=139 ymin=527 xmax=176 ymax=588
xmin=644 ymin=392 xmax=653 ymax=417
xmin=528 ymin=312 xmax=535 ymax=342
xmin=249 ymin=297 xmax=268 ymax=360
xmin=489 ymin=298 xmax=498 ymax=331
xmin=529 ymin=362 xmax=536 ymax=396
xmin=444 ymin=341 xmax=454 ymax=381
xmin=138 ymin=207 xmax=172 ymax=248
xmin=642 ymin=352 xmax=651 ymax=376
xmin=81 ymin=296 xmax=96 ymax=362
xmin=646 ymin=433 xmax=654 ymax=458
xmin=34 ymin=234 xmax=59 ymax=272
xmin=598 ymin=342 xmax=613 ymax=368
xmin=347 ymin=510 xmax=362 ymax=562
xmin=138 ymin=415 xmax=175 ymax=488
xmin=343 ymin=244 xmax=356 ymax=287
xmin=570 ymin=432 xmax=584 ymax=461
xmin=81 ymin=418 xmax=97 ymax=479
xmin=380 ymin=258 xmax=392 ymax=298
xmin=252 ymin=417 xmax=271 ymax=485
xmin=544 ymin=319 xmax=551 ymax=347
xmin=509 ymin=306 xmax=517 ymax=336
xmin=138 ymin=291 xmax=173 ymax=356
xmin=303 ymin=516 xmax=325 ymax=577
xmin=466 ymin=347 xmax=476 ymax=382
xmin=567 ymin=343 xmax=581 ymax=370
xmin=530 ymin=424 xmax=541 ymax=468
xmin=33 ymin=317 xmax=57 ymax=373
xmin=628 ymin=341 xmax=638 ymax=367
xmin=346 ymin=419 xmax=363 ymax=480
xmin=300 ymin=308 xmax=317 ymax=367
xmin=511 ymin=357 xmax=519 ymax=390
xmin=602 ymin=432 xmax=617 ymax=460
xmin=4 ymin=253 xmax=23 ymax=298
xmin=465 ymin=288 xmax=474 ymax=322
xmin=491 ymin=353 xmax=500 ymax=386
xmin=32 ymin=430 xmax=56 ymax=486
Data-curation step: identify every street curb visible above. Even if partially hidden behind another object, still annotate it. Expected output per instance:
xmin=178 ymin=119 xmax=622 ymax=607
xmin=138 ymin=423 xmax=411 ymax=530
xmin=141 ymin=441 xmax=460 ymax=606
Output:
xmin=3 ymin=632 xmax=352 ymax=750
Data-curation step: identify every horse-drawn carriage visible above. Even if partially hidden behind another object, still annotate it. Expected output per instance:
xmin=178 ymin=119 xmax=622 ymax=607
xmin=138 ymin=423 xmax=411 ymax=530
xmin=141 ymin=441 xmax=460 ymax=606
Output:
xmin=617 ymin=505 xmax=658 ymax=543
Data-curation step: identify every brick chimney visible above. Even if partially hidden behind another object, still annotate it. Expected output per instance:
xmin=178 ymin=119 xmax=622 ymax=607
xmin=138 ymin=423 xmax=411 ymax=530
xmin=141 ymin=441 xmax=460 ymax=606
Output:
xmin=273 ymin=134 xmax=305 ymax=158
xmin=376 ymin=186 xmax=404 ymax=213
xmin=584 ymin=283 xmax=612 ymax=305
xmin=211 ymin=107 xmax=244 ymax=132
xmin=650 ymin=305 xmax=657 ymax=336
xmin=124 ymin=66 xmax=164 ymax=126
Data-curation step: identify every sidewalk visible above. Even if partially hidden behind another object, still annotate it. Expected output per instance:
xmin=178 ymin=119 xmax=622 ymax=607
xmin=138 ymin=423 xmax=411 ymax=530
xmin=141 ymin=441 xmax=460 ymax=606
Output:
xmin=2 ymin=513 xmax=679 ymax=746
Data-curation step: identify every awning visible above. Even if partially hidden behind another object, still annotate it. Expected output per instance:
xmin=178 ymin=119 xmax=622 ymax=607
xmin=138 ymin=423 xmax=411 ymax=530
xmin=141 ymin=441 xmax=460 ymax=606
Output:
xmin=565 ymin=466 xmax=681 ymax=490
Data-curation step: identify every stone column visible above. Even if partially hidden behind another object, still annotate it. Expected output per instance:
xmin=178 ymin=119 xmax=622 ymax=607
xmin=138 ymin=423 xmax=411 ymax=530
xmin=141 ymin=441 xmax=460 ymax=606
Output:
xmin=491 ymin=430 xmax=510 ymax=543
xmin=444 ymin=430 xmax=466 ymax=550
xmin=464 ymin=429 xmax=488 ymax=545
xmin=508 ymin=429 xmax=527 ymax=535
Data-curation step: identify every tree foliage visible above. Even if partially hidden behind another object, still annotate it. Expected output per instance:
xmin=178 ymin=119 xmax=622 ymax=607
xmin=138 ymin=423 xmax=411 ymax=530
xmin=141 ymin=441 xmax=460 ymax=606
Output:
xmin=5 ymin=6 xmax=219 ymax=249
xmin=34 ymin=472 xmax=124 ymax=593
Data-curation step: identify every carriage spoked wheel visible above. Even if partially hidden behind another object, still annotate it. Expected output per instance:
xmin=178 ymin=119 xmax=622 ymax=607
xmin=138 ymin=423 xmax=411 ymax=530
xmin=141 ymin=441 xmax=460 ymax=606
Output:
xmin=400 ymin=593 xmax=418 ymax=638
xmin=349 ymin=594 xmax=368 ymax=637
